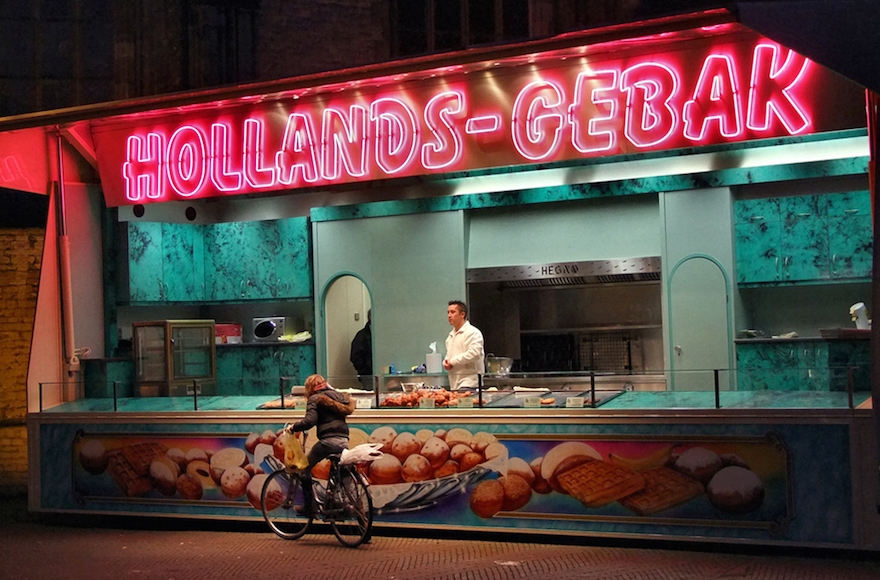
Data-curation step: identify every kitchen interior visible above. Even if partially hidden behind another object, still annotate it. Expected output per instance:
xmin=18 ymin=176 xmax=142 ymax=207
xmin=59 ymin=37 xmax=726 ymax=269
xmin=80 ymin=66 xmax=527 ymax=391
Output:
xmin=468 ymin=257 xmax=666 ymax=392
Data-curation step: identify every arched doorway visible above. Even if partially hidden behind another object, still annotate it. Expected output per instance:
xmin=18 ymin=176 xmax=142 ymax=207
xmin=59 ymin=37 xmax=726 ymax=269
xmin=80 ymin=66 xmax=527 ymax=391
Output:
xmin=324 ymin=274 xmax=372 ymax=389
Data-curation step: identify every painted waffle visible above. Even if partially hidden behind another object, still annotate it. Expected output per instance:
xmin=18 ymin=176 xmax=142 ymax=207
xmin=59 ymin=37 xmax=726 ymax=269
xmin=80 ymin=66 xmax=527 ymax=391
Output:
xmin=106 ymin=449 xmax=152 ymax=497
xmin=557 ymin=460 xmax=646 ymax=508
xmin=120 ymin=441 xmax=168 ymax=476
xmin=618 ymin=466 xmax=705 ymax=515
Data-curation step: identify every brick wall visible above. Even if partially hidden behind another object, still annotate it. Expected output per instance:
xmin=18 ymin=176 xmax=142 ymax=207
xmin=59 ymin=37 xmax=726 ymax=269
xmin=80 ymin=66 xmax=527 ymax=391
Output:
xmin=0 ymin=229 xmax=44 ymax=492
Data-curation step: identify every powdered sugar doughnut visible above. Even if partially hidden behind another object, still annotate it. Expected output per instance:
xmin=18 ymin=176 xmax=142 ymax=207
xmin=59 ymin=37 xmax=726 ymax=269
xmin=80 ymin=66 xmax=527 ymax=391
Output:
xmin=673 ymin=447 xmax=723 ymax=485
xmin=707 ymin=466 xmax=764 ymax=513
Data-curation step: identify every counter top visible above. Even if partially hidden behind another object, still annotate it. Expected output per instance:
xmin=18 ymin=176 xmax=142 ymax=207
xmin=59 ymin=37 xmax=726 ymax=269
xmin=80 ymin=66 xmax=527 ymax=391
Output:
xmin=215 ymin=340 xmax=314 ymax=347
xmin=735 ymin=334 xmax=870 ymax=344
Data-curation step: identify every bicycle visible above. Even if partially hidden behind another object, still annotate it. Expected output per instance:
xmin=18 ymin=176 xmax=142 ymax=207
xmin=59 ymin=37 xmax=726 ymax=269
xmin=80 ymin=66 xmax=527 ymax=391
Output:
xmin=261 ymin=431 xmax=376 ymax=547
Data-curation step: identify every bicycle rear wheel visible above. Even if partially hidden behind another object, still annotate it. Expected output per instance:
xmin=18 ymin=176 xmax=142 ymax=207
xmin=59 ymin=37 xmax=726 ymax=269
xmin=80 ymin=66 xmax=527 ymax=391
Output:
xmin=329 ymin=465 xmax=373 ymax=547
xmin=262 ymin=469 xmax=311 ymax=540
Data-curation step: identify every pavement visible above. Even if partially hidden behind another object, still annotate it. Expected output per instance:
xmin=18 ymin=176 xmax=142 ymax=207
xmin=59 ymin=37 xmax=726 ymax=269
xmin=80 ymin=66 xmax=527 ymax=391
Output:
xmin=1 ymin=493 xmax=879 ymax=580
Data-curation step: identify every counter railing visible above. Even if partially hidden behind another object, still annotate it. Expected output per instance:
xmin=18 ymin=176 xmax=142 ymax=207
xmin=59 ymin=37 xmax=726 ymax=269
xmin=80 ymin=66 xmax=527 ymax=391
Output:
xmin=34 ymin=363 xmax=871 ymax=414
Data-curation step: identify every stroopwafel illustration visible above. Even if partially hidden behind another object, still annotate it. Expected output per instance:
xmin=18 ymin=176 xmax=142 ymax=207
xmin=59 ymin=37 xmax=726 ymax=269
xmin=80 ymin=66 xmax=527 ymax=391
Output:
xmin=557 ymin=459 xmax=646 ymax=508
xmin=618 ymin=466 xmax=705 ymax=515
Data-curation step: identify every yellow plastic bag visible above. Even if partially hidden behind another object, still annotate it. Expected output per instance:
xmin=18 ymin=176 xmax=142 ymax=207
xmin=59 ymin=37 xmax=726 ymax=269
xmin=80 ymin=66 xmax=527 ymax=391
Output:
xmin=283 ymin=429 xmax=309 ymax=471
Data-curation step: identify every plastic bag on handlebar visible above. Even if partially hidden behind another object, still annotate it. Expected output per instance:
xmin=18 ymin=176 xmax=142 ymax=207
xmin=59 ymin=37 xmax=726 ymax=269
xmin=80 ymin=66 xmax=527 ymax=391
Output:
xmin=282 ymin=429 xmax=309 ymax=470
xmin=341 ymin=443 xmax=384 ymax=465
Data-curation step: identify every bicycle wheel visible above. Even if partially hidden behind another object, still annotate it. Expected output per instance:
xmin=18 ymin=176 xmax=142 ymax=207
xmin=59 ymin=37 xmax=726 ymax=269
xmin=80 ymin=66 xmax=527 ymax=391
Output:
xmin=262 ymin=469 xmax=311 ymax=540
xmin=329 ymin=465 xmax=373 ymax=547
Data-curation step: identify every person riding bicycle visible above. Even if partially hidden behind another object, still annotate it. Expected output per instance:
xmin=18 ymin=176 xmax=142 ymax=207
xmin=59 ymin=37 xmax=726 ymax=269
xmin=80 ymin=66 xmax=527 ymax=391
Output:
xmin=286 ymin=373 xmax=354 ymax=516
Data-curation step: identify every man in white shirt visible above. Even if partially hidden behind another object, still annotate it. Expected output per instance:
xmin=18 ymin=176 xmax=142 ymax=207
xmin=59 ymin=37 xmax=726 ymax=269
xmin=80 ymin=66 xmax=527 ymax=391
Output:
xmin=443 ymin=300 xmax=485 ymax=390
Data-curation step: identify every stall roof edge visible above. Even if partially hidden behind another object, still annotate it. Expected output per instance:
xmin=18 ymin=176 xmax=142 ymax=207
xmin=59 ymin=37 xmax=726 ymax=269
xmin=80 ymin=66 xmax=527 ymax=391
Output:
xmin=0 ymin=8 xmax=739 ymax=134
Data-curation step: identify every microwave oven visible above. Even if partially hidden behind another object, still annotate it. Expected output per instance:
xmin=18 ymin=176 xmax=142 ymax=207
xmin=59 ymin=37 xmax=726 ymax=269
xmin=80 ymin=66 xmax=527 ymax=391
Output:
xmin=252 ymin=317 xmax=290 ymax=342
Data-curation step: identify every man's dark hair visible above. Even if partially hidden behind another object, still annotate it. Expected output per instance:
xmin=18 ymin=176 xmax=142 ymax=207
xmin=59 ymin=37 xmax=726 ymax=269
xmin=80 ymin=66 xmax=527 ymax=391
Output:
xmin=448 ymin=300 xmax=467 ymax=316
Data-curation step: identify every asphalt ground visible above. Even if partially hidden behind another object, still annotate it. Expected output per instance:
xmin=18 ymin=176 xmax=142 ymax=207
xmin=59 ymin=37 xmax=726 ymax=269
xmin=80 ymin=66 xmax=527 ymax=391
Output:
xmin=1 ymin=493 xmax=879 ymax=580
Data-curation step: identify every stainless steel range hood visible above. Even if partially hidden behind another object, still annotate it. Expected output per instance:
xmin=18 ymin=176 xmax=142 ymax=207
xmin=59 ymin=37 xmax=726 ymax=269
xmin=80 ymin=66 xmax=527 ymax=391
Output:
xmin=467 ymin=257 xmax=661 ymax=288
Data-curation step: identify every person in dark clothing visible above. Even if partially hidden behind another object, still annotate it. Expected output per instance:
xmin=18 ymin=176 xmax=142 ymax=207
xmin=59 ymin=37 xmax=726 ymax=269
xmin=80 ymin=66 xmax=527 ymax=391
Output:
xmin=349 ymin=309 xmax=372 ymax=389
xmin=287 ymin=373 xmax=354 ymax=515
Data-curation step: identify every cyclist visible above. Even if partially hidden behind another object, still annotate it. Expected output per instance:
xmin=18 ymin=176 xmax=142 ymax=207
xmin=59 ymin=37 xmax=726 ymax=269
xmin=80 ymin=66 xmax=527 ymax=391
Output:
xmin=286 ymin=373 xmax=354 ymax=516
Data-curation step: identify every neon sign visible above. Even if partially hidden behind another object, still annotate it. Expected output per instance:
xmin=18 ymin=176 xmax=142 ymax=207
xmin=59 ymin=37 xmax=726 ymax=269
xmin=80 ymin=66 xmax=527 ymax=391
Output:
xmin=95 ymin=35 xmax=863 ymax=207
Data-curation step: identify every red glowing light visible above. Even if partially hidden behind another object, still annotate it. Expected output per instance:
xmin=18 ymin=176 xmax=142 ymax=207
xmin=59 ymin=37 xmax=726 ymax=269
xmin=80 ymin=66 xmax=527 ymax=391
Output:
xmin=511 ymin=80 xmax=566 ymax=161
xmin=98 ymin=36 xmax=839 ymax=207
xmin=683 ymin=54 xmax=743 ymax=140
xmin=620 ymin=62 xmax=679 ymax=148
xmin=569 ymin=69 xmax=618 ymax=153
xmin=747 ymin=43 xmax=811 ymax=134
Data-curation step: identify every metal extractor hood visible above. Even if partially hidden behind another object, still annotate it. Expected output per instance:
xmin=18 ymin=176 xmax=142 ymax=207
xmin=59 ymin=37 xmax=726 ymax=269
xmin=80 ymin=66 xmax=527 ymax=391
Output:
xmin=466 ymin=257 xmax=661 ymax=288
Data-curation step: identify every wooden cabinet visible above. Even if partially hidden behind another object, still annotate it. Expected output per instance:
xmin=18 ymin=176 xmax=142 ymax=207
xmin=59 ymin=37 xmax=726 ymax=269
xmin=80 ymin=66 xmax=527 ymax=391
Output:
xmin=735 ymin=191 xmax=871 ymax=285
xmin=133 ymin=320 xmax=216 ymax=396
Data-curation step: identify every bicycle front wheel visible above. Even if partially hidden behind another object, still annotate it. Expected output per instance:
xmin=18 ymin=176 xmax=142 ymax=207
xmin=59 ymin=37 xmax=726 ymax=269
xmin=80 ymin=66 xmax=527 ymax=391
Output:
xmin=262 ymin=469 xmax=311 ymax=540
xmin=329 ymin=465 xmax=373 ymax=547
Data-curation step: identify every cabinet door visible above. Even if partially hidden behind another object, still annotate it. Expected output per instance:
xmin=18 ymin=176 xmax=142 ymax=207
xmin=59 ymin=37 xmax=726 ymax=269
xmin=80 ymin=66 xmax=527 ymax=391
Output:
xmin=162 ymin=223 xmax=205 ymax=301
xmin=780 ymin=196 xmax=829 ymax=282
xmin=205 ymin=222 xmax=249 ymax=300
xmin=735 ymin=220 xmax=781 ymax=283
xmin=241 ymin=221 xmax=278 ymax=299
xmin=276 ymin=217 xmax=313 ymax=298
xmin=205 ymin=221 xmax=277 ymax=300
xmin=827 ymin=191 xmax=872 ymax=280
xmin=735 ymin=342 xmax=798 ymax=390
xmin=797 ymin=343 xmax=829 ymax=391
xmin=128 ymin=222 xmax=164 ymax=301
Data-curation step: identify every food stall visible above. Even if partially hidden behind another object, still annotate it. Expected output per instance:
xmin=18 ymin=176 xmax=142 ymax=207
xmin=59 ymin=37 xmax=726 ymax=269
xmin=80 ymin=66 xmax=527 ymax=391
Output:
xmin=13 ymin=8 xmax=879 ymax=549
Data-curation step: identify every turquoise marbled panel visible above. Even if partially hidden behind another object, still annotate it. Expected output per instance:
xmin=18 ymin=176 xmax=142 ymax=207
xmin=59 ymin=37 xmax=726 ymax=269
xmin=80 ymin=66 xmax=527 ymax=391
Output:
xmin=829 ymin=214 xmax=872 ymax=279
xmin=781 ymin=213 xmax=828 ymax=281
xmin=311 ymin=156 xmax=868 ymax=222
xmin=276 ymin=217 xmax=312 ymax=298
xmin=162 ymin=223 xmax=204 ymax=301
xmin=735 ymin=221 xmax=780 ymax=283
xmin=205 ymin=222 xmax=249 ymax=300
xmin=241 ymin=220 xmax=278 ymax=299
xmin=828 ymin=341 xmax=871 ymax=392
xmin=737 ymin=341 xmax=869 ymax=392
xmin=241 ymin=345 xmax=281 ymax=395
xmin=734 ymin=197 xmax=780 ymax=224
xmin=735 ymin=343 xmax=798 ymax=390
xmin=216 ymin=348 xmax=243 ymax=396
xmin=128 ymin=222 xmax=163 ymax=301
xmin=278 ymin=343 xmax=317 ymax=385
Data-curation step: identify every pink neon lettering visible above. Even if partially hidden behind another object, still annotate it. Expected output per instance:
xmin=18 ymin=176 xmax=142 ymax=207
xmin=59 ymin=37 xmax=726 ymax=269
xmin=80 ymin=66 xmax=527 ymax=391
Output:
xmin=371 ymin=98 xmax=418 ymax=175
xmin=276 ymin=113 xmax=320 ymax=185
xmin=683 ymin=54 xmax=743 ymax=141
xmin=123 ymin=133 xmax=165 ymax=201
xmin=620 ymin=63 xmax=678 ymax=148
xmin=511 ymin=80 xmax=566 ymax=161
xmin=210 ymin=123 xmax=243 ymax=191
xmin=569 ymin=70 xmax=618 ymax=153
xmin=321 ymin=105 xmax=368 ymax=180
xmin=747 ymin=44 xmax=810 ymax=134
xmin=0 ymin=156 xmax=33 ymax=189
xmin=243 ymin=118 xmax=277 ymax=188
xmin=465 ymin=115 xmax=501 ymax=134
xmin=165 ymin=126 xmax=208 ymax=197
xmin=422 ymin=91 xmax=466 ymax=170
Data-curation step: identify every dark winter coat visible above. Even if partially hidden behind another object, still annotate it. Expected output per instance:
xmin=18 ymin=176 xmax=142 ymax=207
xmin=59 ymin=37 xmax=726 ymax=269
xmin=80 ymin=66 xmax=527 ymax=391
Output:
xmin=349 ymin=321 xmax=372 ymax=375
xmin=291 ymin=386 xmax=354 ymax=440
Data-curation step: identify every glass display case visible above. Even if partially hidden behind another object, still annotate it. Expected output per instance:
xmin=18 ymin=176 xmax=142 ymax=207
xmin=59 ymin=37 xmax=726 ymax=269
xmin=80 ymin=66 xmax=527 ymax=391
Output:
xmin=348 ymin=371 xmax=652 ymax=409
xmin=133 ymin=320 xmax=217 ymax=396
